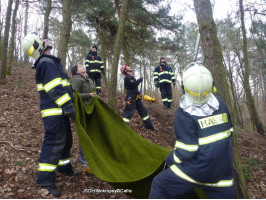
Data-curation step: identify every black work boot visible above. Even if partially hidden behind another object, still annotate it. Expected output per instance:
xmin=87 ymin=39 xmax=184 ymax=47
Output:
xmin=42 ymin=185 xmax=61 ymax=197
xmin=57 ymin=168 xmax=81 ymax=176
xmin=147 ymin=126 xmax=158 ymax=131
xmin=168 ymin=103 xmax=173 ymax=109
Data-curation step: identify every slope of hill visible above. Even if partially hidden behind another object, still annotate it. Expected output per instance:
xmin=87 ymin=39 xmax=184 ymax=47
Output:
xmin=0 ymin=66 xmax=265 ymax=198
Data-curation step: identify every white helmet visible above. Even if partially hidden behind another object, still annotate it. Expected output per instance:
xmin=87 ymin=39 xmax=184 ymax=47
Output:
xmin=22 ymin=33 xmax=46 ymax=59
xmin=182 ymin=63 xmax=213 ymax=104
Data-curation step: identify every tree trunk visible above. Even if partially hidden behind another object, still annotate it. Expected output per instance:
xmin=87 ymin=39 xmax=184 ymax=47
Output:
xmin=107 ymin=0 xmax=128 ymax=110
xmin=23 ymin=0 xmax=29 ymax=64
xmin=239 ymin=0 xmax=264 ymax=135
xmin=7 ymin=0 xmax=20 ymax=75
xmin=57 ymin=0 xmax=73 ymax=70
xmin=227 ymin=51 xmax=243 ymax=128
xmin=193 ymin=0 xmax=231 ymax=109
xmin=193 ymin=0 xmax=249 ymax=198
xmin=0 ymin=3 xmax=2 ymax=60
xmin=0 ymin=0 xmax=13 ymax=84
xmin=95 ymin=26 xmax=108 ymax=86
xmin=101 ymin=41 xmax=108 ymax=86
xmin=42 ymin=0 xmax=52 ymax=39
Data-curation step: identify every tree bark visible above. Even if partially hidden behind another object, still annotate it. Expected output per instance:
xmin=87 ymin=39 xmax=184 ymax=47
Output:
xmin=107 ymin=0 xmax=128 ymax=110
xmin=193 ymin=0 xmax=231 ymax=109
xmin=42 ymin=0 xmax=52 ymax=39
xmin=23 ymin=0 xmax=29 ymax=64
xmin=57 ymin=0 xmax=73 ymax=70
xmin=0 ymin=0 xmax=13 ymax=84
xmin=239 ymin=0 xmax=264 ymax=135
xmin=0 ymin=3 xmax=2 ymax=60
xmin=193 ymin=0 xmax=249 ymax=198
xmin=7 ymin=0 xmax=20 ymax=75
xmin=101 ymin=41 xmax=108 ymax=86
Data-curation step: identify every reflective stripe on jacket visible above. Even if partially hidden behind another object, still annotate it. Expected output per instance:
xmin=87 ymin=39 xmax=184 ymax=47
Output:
xmin=34 ymin=55 xmax=74 ymax=117
xmin=85 ymin=53 xmax=104 ymax=74
xmin=167 ymin=97 xmax=234 ymax=186
xmin=153 ymin=65 xmax=176 ymax=85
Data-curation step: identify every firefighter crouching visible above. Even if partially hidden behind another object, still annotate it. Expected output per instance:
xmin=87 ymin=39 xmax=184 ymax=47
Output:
xmin=22 ymin=34 xmax=78 ymax=197
xmin=121 ymin=65 xmax=157 ymax=131
xmin=149 ymin=63 xmax=235 ymax=198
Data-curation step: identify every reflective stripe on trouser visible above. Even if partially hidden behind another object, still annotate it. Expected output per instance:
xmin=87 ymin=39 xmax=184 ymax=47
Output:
xmin=88 ymin=73 xmax=101 ymax=95
xmin=170 ymin=165 xmax=234 ymax=187
xmin=37 ymin=115 xmax=73 ymax=186
xmin=149 ymin=167 xmax=235 ymax=199
xmin=159 ymin=84 xmax=172 ymax=108
xmin=122 ymin=98 xmax=153 ymax=129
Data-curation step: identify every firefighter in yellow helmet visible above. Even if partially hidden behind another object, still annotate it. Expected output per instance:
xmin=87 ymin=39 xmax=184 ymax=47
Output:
xmin=22 ymin=33 xmax=78 ymax=197
xmin=150 ymin=63 xmax=235 ymax=198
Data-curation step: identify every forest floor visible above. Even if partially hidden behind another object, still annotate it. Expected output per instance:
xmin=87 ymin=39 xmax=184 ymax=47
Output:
xmin=0 ymin=66 xmax=265 ymax=199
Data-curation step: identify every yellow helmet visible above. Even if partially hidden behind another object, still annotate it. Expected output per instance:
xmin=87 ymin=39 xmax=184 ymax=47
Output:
xmin=182 ymin=63 xmax=213 ymax=104
xmin=21 ymin=33 xmax=46 ymax=59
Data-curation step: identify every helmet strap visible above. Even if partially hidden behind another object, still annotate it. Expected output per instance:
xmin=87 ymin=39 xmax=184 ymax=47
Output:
xmin=181 ymin=81 xmax=185 ymax=94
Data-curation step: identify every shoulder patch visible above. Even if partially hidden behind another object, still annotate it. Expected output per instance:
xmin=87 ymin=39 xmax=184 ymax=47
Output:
xmin=127 ymin=76 xmax=135 ymax=82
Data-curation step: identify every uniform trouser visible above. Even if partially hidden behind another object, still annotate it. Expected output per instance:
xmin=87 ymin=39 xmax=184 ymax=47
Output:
xmin=122 ymin=99 xmax=153 ymax=129
xmin=37 ymin=115 xmax=73 ymax=186
xmin=159 ymin=84 xmax=172 ymax=108
xmin=149 ymin=168 xmax=235 ymax=199
xmin=88 ymin=73 xmax=101 ymax=95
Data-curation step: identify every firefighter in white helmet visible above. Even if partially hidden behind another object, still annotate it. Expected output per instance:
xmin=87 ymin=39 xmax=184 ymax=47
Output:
xmin=150 ymin=62 xmax=235 ymax=198
xmin=22 ymin=33 xmax=78 ymax=197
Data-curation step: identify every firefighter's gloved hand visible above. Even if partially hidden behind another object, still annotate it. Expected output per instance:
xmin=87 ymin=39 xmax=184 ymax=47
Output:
xmin=173 ymin=82 xmax=176 ymax=86
xmin=102 ymin=71 xmax=105 ymax=76
xmin=63 ymin=104 xmax=76 ymax=120
xmin=137 ymin=78 xmax=143 ymax=83
xmin=155 ymin=83 xmax=159 ymax=88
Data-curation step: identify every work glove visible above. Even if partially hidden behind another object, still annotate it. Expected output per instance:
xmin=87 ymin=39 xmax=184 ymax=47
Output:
xmin=173 ymin=82 xmax=176 ymax=86
xmin=155 ymin=82 xmax=159 ymax=88
xmin=102 ymin=71 xmax=105 ymax=76
xmin=63 ymin=104 xmax=76 ymax=120
xmin=137 ymin=78 xmax=143 ymax=83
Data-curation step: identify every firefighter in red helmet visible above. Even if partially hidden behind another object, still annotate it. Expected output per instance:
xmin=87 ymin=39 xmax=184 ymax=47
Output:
xmin=121 ymin=65 xmax=157 ymax=131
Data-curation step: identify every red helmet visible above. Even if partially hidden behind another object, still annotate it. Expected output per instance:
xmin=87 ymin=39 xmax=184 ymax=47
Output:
xmin=120 ymin=65 xmax=128 ymax=75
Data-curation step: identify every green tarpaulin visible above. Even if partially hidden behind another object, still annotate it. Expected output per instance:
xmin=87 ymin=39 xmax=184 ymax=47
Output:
xmin=73 ymin=92 xmax=206 ymax=199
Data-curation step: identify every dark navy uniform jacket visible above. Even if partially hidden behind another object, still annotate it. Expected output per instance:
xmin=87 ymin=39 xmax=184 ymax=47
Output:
xmin=124 ymin=75 xmax=142 ymax=99
xmin=167 ymin=97 xmax=234 ymax=187
xmin=153 ymin=64 xmax=176 ymax=85
xmin=85 ymin=52 xmax=104 ymax=75
xmin=34 ymin=55 xmax=74 ymax=117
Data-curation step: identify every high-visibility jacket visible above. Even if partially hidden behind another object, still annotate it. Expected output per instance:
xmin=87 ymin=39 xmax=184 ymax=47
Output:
xmin=153 ymin=64 xmax=176 ymax=85
xmin=166 ymin=97 xmax=234 ymax=187
xmin=85 ymin=52 xmax=104 ymax=74
xmin=34 ymin=55 xmax=74 ymax=117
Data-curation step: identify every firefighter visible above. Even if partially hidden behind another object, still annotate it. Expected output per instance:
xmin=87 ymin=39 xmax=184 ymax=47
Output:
xmin=149 ymin=63 xmax=235 ymax=199
xmin=71 ymin=64 xmax=96 ymax=165
xmin=22 ymin=33 xmax=78 ymax=197
xmin=121 ymin=65 xmax=157 ymax=131
xmin=153 ymin=57 xmax=176 ymax=109
xmin=85 ymin=45 xmax=104 ymax=96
